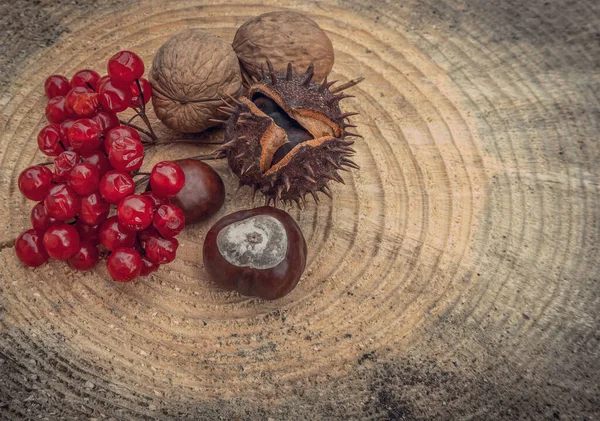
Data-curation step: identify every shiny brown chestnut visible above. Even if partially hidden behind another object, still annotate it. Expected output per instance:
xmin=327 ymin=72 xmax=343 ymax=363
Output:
xmin=203 ymin=206 xmax=307 ymax=300
xmin=170 ymin=159 xmax=225 ymax=224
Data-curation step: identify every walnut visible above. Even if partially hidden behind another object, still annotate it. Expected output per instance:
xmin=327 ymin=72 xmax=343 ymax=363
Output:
xmin=233 ymin=11 xmax=334 ymax=83
xmin=150 ymin=29 xmax=242 ymax=133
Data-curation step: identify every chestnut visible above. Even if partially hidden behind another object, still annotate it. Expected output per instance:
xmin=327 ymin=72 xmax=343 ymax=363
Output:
xmin=170 ymin=159 xmax=225 ymax=224
xmin=203 ymin=206 xmax=307 ymax=300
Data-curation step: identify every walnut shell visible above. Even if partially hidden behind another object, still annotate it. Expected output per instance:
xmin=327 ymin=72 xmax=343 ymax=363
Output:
xmin=150 ymin=30 xmax=242 ymax=133
xmin=233 ymin=11 xmax=334 ymax=83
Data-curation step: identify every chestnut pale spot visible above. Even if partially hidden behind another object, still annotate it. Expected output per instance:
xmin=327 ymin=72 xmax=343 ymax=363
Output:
xmin=216 ymin=215 xmax=287 ymax=270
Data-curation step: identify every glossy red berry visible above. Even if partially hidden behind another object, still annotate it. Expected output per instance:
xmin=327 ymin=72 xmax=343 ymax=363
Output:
xmin=58 ymin=119 xmax=75 ymax=149
xmin=67 ymin=118 xmax=103 ymax=153
xmin=107 ymin=51 xmax=144 ymax=87
xmin=105 ymin=126 xmax=140 ymax=153
xmin=99 ymin=216 xmax=136 ymax=251
xmin=140 ymin=257 xmax=159 ymax=276
xmin=75 ymin=220 xmax=100 ymax=245
xmin=107 ymin=247 xmax=142 ymax=282
xmin=98 ymin=79 xmax=132 ymax=113
xmin=31 ymin=202 xmax=56 ymax=231
xmin=91 ymin=111 xmax=119 ymax=134
xmin=68 ymin=242 xmax=99 ymax=271
xmin=82 ymin=151 xmax=111 ymax=176
xmin=44 ymin=75 xmax=70 ymax=99
xmin=43 ymin=223 xmax=80 ymax=260
xmin=44 ymin=183 xmax=81 ymax=220
xmin=53 ymin=151 xmax=79 ymax=182
xmin=67 ymin=163 xmax=100 ymax=196
xmin=45 ymin=96 xmax=71 ymax=124
xmin=138 ymin=226 xmax=159 ymax=244
xmin=70 ymin=69 xmax=101 ymax=90
xmin=153 ymin=204 xmax=185 ymax=238
xmin=141 ymin=191 xmax=170 ymax=210
xmin=16 ymin=229 xmax=49 ymax=267
xmin=80 ymin=192 xmax=110 ymax=225
xmin=66 ymin=86 xmax=97 ymax=116
xmin=150 ymin=161 xmax=185 ymax=198
xmin=37 ymin=124 xmax=64 ymax=156
xmin=117 ymin=194 xmax=154 ymax=231
xmin=108 ymin=135 xmax=144 ymax=171
xmin=144 ymin=236 xmax=178 ymax=264
xmin=99 ymin=170 xmax=135 ymax=204
xmin=19 ymin=165 xmax=54 ymax=201
xmin=130 ymin=78 xmax=152 ymax=107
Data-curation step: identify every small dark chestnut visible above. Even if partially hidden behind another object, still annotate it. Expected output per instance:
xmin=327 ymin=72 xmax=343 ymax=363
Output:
xmin=170 ymin=159 xmax=225 ymax=224
xmin=203 ymin=206 xmax=307 ymax=300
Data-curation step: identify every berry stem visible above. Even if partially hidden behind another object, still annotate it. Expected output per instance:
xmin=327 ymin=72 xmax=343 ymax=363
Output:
xmin=134 ymin=174 xmax=150 ymax=188
xmin=119 ymin=119 xmax=155 ymax=141
xmin=188 ymin=152 xmax=220 ymax=161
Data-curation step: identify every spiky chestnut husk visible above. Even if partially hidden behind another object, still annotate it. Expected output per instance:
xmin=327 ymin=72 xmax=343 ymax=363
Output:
xmin=214 ymin=62 xmax=362 ymax=208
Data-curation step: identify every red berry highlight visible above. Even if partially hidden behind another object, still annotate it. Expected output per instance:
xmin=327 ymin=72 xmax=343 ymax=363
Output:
xmin=31 ymin=202 xmax=56 ymax=231
xmin=107 ymin=247 xmax=142 ymax=282
xmin=68 ymin=118 xmax=103 ymax=153
xmin=142 ymin=191 xmax=170 ymax=210
xmin=98 ymin=79 xmax=132 ymax=113
xmin=99 ymin=216 xmax=136 ymax=251
xmin=16 ymin=229 xmax=49 ymax=267
xmin=44 ymin=75 xmax=70 ymax=99
xmin=108 ymin=134 xmax=144 ymax=171
xmin=37 ymin=124 xmax=64 ymax=156
xmin=150 ymin=161 xmax=185 ymax=198
xmin=91 ymin=111 xmax=119 ymax=134
xmin=70 ymin=69 xmax=101 ymax=90
xmin=45 ymin=96 xmax=71 ymax=124
xmin=44 ymin=183 xmax=81 ymax=220
xmin=153 ymin=204 xmax=185 ymax=238
xmin=18 ymin=165 xmax=54 ymax=201
xmin=53 ymin=151 xmax=79 ymax=182
xmin=117 ymin=194 xmax=154 ymax=231
xmin=144 ymin=236 xmax=178 ymax=264
xmin=107 ymin=51 xmax=144 ymax=87
xmin=80 ymin=192 xmax=110 ymax=225
xmin=43 ymin=223 xmax=80 ymax=260
xmin=68 ymin=242 xmax=99 ymax=271
xmin=99 ymin=170 xmax=135 ymax=204
xmin=68 ymin=163 xmax=100 ymax=196
xmin=82 ymin=150 xmax=111 ymax=176
xmin=140 ymin=257 xmax=159 ymax=276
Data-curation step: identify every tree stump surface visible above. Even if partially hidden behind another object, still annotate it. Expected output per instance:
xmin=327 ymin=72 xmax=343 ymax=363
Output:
xmin=0 ymin=1 xmax=598 ymax=419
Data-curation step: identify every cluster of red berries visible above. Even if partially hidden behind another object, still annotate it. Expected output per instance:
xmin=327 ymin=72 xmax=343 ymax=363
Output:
xmin=15 ymin=51 xmax=187 ymax=282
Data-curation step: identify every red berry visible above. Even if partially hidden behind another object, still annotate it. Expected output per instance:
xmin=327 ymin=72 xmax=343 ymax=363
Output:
xmin=18 ymin=165 xmax=53 ymax=201
xmin=80 ymin=192 xmax=110 ymax=225
xmin=16 ymin=229 xmax=49 ymax=267
xmin=68 ymin=118 xmax=103 ymax=153
xmin=43 ymin=223 xmax=80 ymax=260
xmin=45 ymin=96 xmax=71 ymax=123
xmin=98 ymin=79 xmax=132 ymax=112
xmin=150 ymin=161 xmax=185 ymax=198
xmin=44 ymin=75 xmax=70 ymax=99
xmin=70 ymin=69 xmax=101 ymax=90
xmin=107 ymin=247 xmax=142 ymax=282
xmin=108 ymin=135 xmax=144 ymax=171
xmin=58 ymin=119 xmax=75 ymax=149
xmin=68 ymin=163 xmax=100 ymax=196
xmin=107 ymin=51 xmax=144 ymax=87
xmin=31 ymin=202 xmax=56 ymax=231
xmin=138 ymin=226 xmax=159 ymax=244
xmin=68 ymin=242 xmax=99 ymax=271
xmin=117 ymin=194 xmax=153 ymax=231
xmin=37 ymin=124 xmax=64 ymax=156
xmin=66 ymin=86 xmax=95 ymax=115
xmin=99 ymin=170 xmax=134 ymax=204
xmin=153 ymin=204 xmax=185 ymax=238
xmin=144 ymin=236 xmax=178 ymax=264
xmin=82 ymin=151 xmax=111 ymax=176
xmin=130 ymin=77 xmax=152 ymax=107
xmin=44 ymin=184 xmax=81 ymax=220
xmin=105 ymin=126 xmax=140 ymax=153
xmin=53 ymin=151 xmax=80 ymax=182
xmin=75 ymin=219 xmax=100 ymax=245
xmin=91 ymin=111 xmax=119 ymax=134
xmin=142 ymin=191 xmax=170 ymax=210
xmin=140 ymin=257 xmax=159 ymax=276
xmin=99 ymin=216 xmax=136 ymax=251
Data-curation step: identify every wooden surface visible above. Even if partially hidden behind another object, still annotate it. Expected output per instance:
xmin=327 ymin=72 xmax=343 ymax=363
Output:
xmin=0 ymin=0 xmax=598 ymax=419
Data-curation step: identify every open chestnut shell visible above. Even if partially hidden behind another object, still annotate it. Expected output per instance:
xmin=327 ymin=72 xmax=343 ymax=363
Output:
xmin=203 ymin=206 xmax=307 ymax=300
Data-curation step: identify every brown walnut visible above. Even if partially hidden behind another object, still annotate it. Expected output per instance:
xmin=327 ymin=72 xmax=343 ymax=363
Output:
xmin=233 ymin=11 xmax=334 ymax=83
xmin=150 ymin=29 xmax=242 ymax=133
